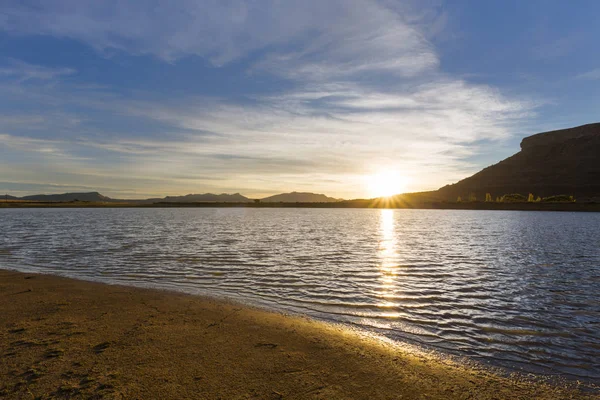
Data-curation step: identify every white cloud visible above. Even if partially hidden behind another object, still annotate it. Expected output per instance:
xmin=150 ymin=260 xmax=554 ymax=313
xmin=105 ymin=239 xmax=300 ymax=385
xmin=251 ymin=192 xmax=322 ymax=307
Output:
xmin=251 ymin=1 xmax=438 ymax=81
xmin=0 ymin=59 xmax=75 ymax=82
xmin=0 ymin=112 xmax=82 ymax=131
xmin=1 ymin=0 xmax=437 ymax=77
xmin=0 ymin=73 xmax=535 ymax=198
xmin=71 ymin=78 xmax=531 ymax=196
xmin=0 ymin=1 xmax=538 ymax=198
xmin=0 ymin=133 xmax=63 ymax=153
xmin=0 ymin=1 xmax=340 ymax=64
xmin=575 ymin=68 xmax=600 ymax=81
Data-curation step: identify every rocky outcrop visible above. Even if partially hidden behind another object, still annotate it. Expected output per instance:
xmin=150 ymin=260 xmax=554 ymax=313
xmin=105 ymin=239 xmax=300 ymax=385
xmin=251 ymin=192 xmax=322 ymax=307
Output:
xmin=260 ymin=192 xmax=340 ymax=203
xmin=436 ymin=123 xmax=600 ymax=201
xmin=20 ymin=192 xmax=112 ymax=202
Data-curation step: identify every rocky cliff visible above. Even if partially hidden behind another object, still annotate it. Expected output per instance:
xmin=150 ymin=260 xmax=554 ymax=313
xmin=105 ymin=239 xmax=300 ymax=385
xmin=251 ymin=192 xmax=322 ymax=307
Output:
xmin=436 ymin=123 xmax=600 ymax=201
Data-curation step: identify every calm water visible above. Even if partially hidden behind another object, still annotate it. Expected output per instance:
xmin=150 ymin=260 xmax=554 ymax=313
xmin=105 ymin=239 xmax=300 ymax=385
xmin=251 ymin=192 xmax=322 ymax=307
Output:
xmin=1 ymin=208 xmax=599 ymax=382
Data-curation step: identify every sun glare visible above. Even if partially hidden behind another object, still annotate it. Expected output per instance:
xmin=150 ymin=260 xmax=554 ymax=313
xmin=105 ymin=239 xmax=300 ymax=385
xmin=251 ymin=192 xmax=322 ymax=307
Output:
xmin=367 ymin=170 xmax=409 ymax=198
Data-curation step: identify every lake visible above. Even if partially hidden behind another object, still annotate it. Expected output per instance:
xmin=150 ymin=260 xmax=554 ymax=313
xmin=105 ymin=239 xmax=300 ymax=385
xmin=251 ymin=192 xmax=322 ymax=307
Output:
xmin=1 ymin=208 xmax=599 ymax=383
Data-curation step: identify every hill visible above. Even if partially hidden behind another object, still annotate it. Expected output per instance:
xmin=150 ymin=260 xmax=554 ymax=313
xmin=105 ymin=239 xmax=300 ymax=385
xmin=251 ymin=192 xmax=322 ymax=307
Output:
xmin=20 ymin=192 xmax=112 ymax=202
xmin=435 ymin=123 xmax=600 ymax=201
xmin=261 ymin=192 xmax=341 ymax=203
xmin=149 ymin=193 xmax=252 ymax=203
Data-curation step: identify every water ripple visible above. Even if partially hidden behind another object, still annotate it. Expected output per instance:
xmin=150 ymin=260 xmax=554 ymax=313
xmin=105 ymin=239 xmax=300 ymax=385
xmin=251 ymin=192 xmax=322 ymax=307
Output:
xmin=1 ymin=207 xmax=599 ymax=383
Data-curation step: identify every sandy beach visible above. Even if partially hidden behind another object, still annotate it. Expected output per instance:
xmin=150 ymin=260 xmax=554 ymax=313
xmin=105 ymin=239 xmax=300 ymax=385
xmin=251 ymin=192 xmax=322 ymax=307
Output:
xmin=0 ymin=270 xmax=594 ymax=399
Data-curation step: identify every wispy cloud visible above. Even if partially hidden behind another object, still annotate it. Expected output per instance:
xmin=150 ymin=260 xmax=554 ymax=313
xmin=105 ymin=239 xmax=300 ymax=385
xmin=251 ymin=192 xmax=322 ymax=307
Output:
xmin=0 ymin=1 xmax=539 ymax=198
xmin=0 ymin=73 xmax=534 ymax=198
xmin=0 ymin=58 xmax=75 ymax=82
xmin=0 ymin=113 xmax=82 ymax=132
xmin=575 ymin=68 xmax=600 ymax=81
xmin=0 ymin=1 xmax=440 ymax=75
xmin=0 ymin=133 xmax=67 ymax=155
xmin=0 ymin=1 xmax=348 ymax=64
xmin=252 ymin=2 xmax=438 ymax=81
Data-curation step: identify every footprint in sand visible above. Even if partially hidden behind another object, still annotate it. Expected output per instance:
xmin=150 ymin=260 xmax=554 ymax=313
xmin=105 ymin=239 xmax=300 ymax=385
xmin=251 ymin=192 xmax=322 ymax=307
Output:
xmin=44 ymin=348 xmax=64 ymax=359
xmin=93 ymin=342 xmax=111 ymax=354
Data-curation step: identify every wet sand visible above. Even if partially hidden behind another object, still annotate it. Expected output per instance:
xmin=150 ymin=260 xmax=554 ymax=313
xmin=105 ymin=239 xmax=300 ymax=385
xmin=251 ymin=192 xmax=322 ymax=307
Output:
xmin=0 ymin=270 xmax=594 ymax=399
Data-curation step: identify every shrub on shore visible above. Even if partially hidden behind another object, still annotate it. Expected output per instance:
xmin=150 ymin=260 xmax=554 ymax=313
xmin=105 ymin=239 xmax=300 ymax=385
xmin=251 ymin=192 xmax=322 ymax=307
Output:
xmin=500 ymin=193 xmax=527 ymax=203
xmin=527 ymin=193 xmax=535 ymax=202
xmin=451 ymin=193 xmax=576 ymax=203
xmin=542 ymin=195 xmax=575 ymax=202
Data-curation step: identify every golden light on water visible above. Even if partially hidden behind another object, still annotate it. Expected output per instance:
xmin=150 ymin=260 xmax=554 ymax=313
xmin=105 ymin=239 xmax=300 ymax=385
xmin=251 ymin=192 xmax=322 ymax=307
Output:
xmin=366 ymin=169 xmax=410 ymax=198
xmin=377 ymin=209 xmax=399 ymax=310
xmin=379 ymin=209 xmax=396 ymax=269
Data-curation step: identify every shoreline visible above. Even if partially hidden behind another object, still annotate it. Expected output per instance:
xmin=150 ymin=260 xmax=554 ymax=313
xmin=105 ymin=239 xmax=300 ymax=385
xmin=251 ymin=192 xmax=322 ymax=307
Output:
xmin=2 ymin=200 xmax=600 ymax=212
xmin=0 ymin=270 xmax=595 ymax=399
xmin=1 ymin=265 xmax=589 ymax=388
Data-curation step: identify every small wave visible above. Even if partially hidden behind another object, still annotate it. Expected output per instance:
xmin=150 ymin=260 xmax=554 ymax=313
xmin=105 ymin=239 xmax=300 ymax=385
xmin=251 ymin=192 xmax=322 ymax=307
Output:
xmin=1 ymin=207 xmax=599 ymax=384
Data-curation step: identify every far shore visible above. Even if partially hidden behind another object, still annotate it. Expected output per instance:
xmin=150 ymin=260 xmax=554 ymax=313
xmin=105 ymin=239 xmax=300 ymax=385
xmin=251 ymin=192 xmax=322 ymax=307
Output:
xmin=2 ymin=199 xmax=600 ymax=212
xmin=0 ymin=269 xmax=595 ymax=399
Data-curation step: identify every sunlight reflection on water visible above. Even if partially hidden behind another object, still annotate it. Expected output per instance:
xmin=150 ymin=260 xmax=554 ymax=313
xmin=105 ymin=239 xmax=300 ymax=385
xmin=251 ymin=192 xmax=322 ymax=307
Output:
xmin=377 ymin=209 xmax=399 ymax=307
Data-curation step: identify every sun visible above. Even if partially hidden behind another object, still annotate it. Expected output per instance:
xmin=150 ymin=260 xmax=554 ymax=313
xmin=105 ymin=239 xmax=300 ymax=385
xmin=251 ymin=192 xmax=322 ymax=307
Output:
xmin=366 ymin=170 xmax=409 ymax=198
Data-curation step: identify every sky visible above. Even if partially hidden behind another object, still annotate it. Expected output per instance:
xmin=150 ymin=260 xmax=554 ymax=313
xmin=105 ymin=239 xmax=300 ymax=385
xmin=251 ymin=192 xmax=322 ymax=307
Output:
xmin=1 ymin=1 xmax=599 ymax=199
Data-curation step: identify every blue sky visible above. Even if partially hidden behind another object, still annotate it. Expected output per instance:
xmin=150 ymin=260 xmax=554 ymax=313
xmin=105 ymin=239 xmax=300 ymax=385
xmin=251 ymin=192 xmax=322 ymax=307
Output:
xmin=1 ymin=0 xmax=599 ymax=199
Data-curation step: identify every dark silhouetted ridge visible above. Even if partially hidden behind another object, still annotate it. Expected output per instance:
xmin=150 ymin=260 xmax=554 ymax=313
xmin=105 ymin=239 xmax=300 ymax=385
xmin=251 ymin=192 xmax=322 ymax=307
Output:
xmin=261 ymin=192 xmax=341 ymax=203
xmin=436 ymin=123 xmax=600 ymax=201
xmin=20 ymin=192 xmax=112 ymax=202
xmin=149 ymin=193 xmax=252 ymax=203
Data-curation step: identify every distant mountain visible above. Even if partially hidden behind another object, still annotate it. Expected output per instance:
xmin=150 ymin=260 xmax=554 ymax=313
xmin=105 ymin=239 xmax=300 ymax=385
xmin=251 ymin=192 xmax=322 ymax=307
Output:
xmin=20 ymin=192 xmax=112 ymax=202
xmin=435 ymin=123 xmax=600 ymax=201
xmin=149 ymin=193 xmax=252 ymax=203
xmin=2 ymin=194 xmax=19 ymax=200
xmin=3 ymin=191 xmax=253 ymax=203
xmin=261 ymin=192 xmax=341 ymax=203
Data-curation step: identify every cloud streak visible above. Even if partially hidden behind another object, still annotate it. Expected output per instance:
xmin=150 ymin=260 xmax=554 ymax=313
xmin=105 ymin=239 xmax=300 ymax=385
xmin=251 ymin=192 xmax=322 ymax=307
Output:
xmin=576 ymin=68 xmax=600 ymax=81
xmin=0 ymin=0 xmax=538 ymax=198
xmin=0 ymin=59 xmax=76 ymax=82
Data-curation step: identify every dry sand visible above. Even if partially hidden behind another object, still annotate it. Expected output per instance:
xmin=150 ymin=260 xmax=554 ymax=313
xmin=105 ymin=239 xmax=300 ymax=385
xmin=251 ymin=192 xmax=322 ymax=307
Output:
xmin=0 ymin=270 xmax=595 ymax=399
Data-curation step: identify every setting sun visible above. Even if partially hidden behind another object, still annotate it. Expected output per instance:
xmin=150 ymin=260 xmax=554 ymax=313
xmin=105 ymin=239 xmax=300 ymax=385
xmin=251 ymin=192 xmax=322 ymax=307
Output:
xmin=366 ymin=170 xmax=410 ymax=198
